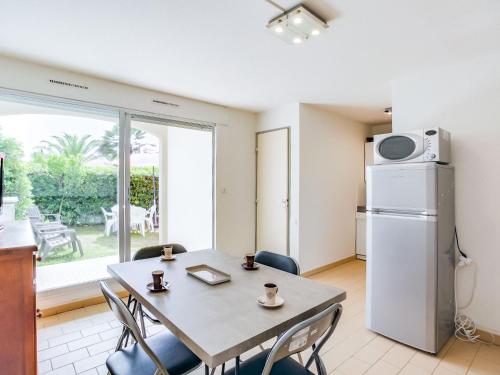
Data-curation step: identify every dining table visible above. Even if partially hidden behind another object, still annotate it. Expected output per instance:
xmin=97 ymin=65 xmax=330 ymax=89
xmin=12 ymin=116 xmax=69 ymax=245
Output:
xmin=107 ymin=249 xmax=346 ymax=370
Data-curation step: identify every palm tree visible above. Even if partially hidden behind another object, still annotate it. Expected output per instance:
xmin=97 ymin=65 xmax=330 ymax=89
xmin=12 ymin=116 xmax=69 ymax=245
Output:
xmin=38 ymin=133 xmax=100 ymax=161
xmin=98 ymin=124 xmax=148 ymax=161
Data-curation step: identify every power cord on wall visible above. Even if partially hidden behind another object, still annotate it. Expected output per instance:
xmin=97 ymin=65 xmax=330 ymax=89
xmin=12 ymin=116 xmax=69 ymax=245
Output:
xmin=454 ymin=228 xmax=498 ymax=345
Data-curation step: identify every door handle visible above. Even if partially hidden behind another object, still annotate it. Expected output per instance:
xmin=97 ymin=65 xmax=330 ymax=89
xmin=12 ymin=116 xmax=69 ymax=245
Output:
xmin=282 ymin=199 xmax=289 ymax=208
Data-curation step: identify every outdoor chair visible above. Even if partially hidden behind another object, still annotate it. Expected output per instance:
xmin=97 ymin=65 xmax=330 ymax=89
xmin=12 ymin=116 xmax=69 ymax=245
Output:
xmin=101 ymin=207 xmax=118 ymax=236
xmin=145 ymin=205 xmax=157 ymax=232
xmin=223 ymin=303 xmax=342 ymax=375
xmin=37 ymin=227 xmax=84 ymax=260
xmin=100 ymin=281 xmax=202 ymax=375
xmin=131 ymin=206 xmax=147 ymax=237
xmin=26 ymin=205 xmax=62 ymax=226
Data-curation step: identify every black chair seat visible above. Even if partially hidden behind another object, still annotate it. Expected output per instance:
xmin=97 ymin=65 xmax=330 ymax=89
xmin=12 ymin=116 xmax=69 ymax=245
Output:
xmin=224 ymin=350 xmax=313 ymax=375
xmin=106 ymin=331 xmax=201 ymax=375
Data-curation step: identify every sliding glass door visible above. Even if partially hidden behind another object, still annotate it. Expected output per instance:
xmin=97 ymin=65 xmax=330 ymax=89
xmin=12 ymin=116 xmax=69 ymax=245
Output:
xmin=127 ymin=116 xmax=213 ymax=259
xmin=0 ymin=91 xmax=214 ymax=291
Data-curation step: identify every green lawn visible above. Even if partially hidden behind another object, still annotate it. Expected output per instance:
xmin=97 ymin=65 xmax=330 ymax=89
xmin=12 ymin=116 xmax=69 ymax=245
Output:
xmin=37 ymin=224 xmax=159 ymax=266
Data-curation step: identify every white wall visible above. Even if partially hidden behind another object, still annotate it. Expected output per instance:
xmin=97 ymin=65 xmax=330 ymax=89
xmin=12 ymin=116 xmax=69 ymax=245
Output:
xmin=0 ymin=56 xmax=256 ymax=307
xmin=299 ymin=105 xmax=368 ymax=272
xmin=258 ymin=104 xmax=368 ymax=272
xmin=392 ymin=53 xmax=500 ymax=334
xmin=257 ymin=104 xmax=300 ymax=260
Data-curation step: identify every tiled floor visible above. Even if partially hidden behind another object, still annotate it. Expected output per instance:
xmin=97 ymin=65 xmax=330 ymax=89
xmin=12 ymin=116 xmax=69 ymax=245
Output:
xmin=37 ymin=260 xmax=500 ymax=375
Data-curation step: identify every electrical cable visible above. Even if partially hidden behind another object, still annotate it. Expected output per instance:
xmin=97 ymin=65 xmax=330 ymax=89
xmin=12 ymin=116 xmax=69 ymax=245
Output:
xmin=455 ymin=227 xmax=468 ymax=258
xmin=453 ymin=228 xmax=498 ymax=346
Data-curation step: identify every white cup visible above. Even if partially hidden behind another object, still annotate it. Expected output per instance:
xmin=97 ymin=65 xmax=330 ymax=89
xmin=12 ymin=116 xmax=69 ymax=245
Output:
xmin=264 ymin=283 xmax=278 ymax=305
xmin=163 ymin=246 xmax=173 ymax=259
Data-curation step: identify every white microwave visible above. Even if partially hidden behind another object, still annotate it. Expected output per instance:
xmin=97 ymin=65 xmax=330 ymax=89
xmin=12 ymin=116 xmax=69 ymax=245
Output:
xmin=373 ymin=127 xmax=451 ymax=165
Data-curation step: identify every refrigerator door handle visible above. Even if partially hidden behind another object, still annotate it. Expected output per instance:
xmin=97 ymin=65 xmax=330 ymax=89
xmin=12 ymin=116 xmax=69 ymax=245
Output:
xmin=368 ymin=208 xmax=434 ymax=217
xmin=367 ymin=211 xmax=437 ymax=221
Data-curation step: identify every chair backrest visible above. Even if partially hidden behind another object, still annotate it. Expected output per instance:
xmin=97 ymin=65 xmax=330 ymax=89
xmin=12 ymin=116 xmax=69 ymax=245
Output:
xmin=101 ymin=207 xmax=111 ymax=219
xmin=147 ymin=205 xmax=156 ymax=216
xmin=255 ymin=250 xmax=300 ymax=275
xmin=26 ymin=205 xmax=42 ymax=222
xmin=262 ymin=303 xmax=342 ymax=375
xmin=100 ymin=281 xmax=168 ymax=374
xmin=133 ymin=243 xmax=187 ymax=261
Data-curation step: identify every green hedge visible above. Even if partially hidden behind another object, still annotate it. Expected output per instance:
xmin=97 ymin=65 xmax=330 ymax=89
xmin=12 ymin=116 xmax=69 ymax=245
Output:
xmin=29 ymin=168 xmax=158 ymax=225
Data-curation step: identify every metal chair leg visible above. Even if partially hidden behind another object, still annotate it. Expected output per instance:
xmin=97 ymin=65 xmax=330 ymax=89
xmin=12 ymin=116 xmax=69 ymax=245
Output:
xmin=138 ymin=303 xmax=147 ymax=338
xmin=235 ymin=356 xmax=240 ymax=375
xmin=125 ymin=299 xmax=138 ymax=346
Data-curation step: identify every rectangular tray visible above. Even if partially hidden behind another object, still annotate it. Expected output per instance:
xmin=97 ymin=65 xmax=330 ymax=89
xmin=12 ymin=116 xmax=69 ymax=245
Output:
xmin=185 ymin=264 xmax=231 ymax=285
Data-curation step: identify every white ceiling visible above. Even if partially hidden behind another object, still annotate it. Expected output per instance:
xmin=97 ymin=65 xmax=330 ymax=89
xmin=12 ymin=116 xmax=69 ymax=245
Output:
xmin=0 ymin=0 xmax=499 ymax=124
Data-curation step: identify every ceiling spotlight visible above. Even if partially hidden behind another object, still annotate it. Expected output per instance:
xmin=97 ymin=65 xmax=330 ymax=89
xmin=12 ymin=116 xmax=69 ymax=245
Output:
xmin=384 ymin=107 xmax=392 ymax=115
xmin=266 ymin=4 xmax=328 ymax=45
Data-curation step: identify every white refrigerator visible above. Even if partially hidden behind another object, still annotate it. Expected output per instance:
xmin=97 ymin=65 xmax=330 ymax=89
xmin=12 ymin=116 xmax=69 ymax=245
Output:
xmin=366 ymin=162 xmax=455 ymax=353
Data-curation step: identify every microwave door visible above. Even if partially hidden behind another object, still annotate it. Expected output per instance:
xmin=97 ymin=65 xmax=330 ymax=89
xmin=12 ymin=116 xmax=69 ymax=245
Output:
xmin=374 ymin=134 xmax=424 ymax=164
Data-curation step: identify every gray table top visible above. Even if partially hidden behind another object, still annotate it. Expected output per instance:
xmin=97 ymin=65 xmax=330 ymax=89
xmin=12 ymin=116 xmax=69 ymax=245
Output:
xmin=107 ymin=249 xmax=346 ymax=368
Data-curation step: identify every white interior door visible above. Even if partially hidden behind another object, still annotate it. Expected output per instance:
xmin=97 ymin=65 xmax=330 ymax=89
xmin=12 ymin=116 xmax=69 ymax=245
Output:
xmin=256 ymin=128 xmax=289 ymax=255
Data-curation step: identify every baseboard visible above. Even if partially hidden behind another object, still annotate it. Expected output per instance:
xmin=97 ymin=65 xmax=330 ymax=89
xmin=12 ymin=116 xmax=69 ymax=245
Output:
xmin=301 ymin=255 xmax=357 ymax=277
xmin=476 ymin=328 xmax=500 ymax=345
xmin=39 ymin=290 xmax=129 ymax=318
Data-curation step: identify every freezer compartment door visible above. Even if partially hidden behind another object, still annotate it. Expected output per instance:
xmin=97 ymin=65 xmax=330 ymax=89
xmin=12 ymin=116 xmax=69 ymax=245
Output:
xmin=366 ymin=163 xmax=437 ymax=214
xmin=366 ymin=212 xmax=437 ymax=352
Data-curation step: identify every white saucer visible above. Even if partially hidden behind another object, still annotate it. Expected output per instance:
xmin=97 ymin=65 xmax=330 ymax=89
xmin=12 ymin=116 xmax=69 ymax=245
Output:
xmin=257 ymin=295 xmax=285 ymax=308
xmin=161 ymin=255 xmax=176 ymax=261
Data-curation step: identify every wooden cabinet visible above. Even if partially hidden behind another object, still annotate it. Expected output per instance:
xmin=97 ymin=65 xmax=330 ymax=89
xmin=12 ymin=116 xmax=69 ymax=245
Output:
xmin=0 ymin=220 xmax=37 ymax=375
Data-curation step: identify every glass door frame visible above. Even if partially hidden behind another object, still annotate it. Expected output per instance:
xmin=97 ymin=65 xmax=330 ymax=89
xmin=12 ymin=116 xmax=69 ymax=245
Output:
xmin=119 ymin=111 xmax=216 ymax=262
